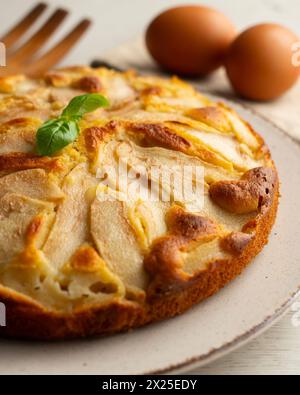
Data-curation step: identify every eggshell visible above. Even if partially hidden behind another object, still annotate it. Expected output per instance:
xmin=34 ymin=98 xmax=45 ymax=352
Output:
xmin=226 ymin=23 xmax=300 ymax=101
xmin=146 ymin=5 xmax=236 ymax=76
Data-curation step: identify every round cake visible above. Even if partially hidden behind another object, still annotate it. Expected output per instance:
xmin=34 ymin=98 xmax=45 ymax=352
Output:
xmin=0 ymin=67 xmax=279 ymax=339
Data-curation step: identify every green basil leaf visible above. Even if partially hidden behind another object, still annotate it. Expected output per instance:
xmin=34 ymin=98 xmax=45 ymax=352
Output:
xmin=62 ymin=93 xmax=109 ymax=119
xmin=36 ymin=93 xmax=109 ymax=156
xmin=36 ymin=119 xmax=79 ymax=156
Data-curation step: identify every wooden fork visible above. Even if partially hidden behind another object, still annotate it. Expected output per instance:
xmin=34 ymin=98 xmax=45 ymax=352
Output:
xmin=0 ymin=2 xmax=91 ymax=77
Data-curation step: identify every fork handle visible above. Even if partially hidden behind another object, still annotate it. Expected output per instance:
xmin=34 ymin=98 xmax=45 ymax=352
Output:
xmin=90 ymin=59 xmax=124 ymax=72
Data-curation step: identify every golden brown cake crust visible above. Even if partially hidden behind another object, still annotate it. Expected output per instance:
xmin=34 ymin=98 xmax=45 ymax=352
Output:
xmin=0 ymin=182 xmax=278 ymax=340
xmin=0 ymin=66 xmax=279 ymax=339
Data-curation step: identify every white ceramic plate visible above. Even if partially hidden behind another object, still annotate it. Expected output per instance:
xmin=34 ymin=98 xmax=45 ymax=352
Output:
xmin=0 ymin=100 xmax=299 ymax=375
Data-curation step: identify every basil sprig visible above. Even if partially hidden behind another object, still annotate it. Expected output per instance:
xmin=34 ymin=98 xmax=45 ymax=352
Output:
xmin=36 ymin=93 xmax=109 ymax=156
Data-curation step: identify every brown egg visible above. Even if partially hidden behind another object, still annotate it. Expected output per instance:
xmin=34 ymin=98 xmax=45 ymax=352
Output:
xmin=226 ymin=23 xmax=300 ymax=101
xmin=146 ymin=5 xmax=236 ymax=76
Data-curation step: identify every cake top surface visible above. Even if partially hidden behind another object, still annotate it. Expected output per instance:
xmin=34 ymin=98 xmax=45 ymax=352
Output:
xmin=0 ymin=66 xmax=275 ymax=312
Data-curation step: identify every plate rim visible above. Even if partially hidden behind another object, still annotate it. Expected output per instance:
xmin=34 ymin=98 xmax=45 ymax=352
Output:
xmin=149 ymin=288 xmax=300 ymax=374
xmin=147 ymin=100 xmax=300 ymax=375
xmin=1 ymin=99 xmax=299 ymax=376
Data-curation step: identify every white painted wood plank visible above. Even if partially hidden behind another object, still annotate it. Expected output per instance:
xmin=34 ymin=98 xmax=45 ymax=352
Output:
xmin=191 ymin=310 xmax=300 ymax=375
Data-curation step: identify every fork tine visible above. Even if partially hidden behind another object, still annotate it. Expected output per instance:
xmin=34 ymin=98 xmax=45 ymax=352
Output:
xmin=8 ymin=8 xmax=69 ymax=65
xmin=25 ymin=19 xmax=91 ymax=77
xmin=1 ymin=3 xmax=48 ymax=49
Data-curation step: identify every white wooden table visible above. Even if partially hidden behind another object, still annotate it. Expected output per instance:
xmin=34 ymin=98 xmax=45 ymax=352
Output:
xmin=1 ymin=0 xmax=300 ymax=375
